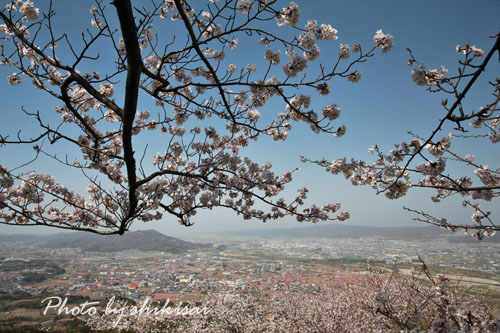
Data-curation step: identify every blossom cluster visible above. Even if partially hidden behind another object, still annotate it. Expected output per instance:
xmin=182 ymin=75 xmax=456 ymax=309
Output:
xmin=373 ymin=29 xmax=394 ymax=53
xmin=410 ymin=64 xmax=449 ymax=86
xmin=456 ymin=44 xmax=485 ymax=57
xmin=6 ymin=0 xmax=39 ymax=20
xmin=0 ymin=166 xmax=121 ymax=228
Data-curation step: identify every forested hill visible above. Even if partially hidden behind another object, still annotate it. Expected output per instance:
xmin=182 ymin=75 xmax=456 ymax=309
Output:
xmin=0 ymin=230 xmax=209 ymax=253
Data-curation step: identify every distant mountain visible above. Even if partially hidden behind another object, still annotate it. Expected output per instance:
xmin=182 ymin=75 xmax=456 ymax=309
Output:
xmin=1 ymin=226 xmax=497 ymax=247
xmin=0 ymin=230 xmax=210 ymax=253
xmin=0 ymin=234 xmax=46 ymax=243
xmin=216 ymin=224 xmax=500 ymax=243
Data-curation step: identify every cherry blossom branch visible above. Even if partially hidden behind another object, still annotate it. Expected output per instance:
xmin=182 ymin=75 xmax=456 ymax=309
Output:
xmin=386 ymin=34 xmax=500 ymax=194
xmin=1 ymin=0 xmax=390 ymax=233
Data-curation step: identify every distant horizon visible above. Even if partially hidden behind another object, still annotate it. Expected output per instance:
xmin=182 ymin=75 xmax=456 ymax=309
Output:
xmin=2 ymin=223 xmax=493 ymax=249
xmin=0 ymin=222 xmax=442 ymax=237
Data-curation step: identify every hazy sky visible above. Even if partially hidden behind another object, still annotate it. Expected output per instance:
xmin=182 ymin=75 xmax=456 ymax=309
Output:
xmin=0 ymin=0 xmax=499 ymax=237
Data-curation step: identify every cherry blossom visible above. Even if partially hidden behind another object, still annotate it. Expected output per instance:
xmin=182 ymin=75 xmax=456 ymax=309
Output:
xmin=276 ymin=2 xmax=300 ymax=27
xmin=373 ymin=29 xmax=394 ymax=53
xmin=19 ymin=1 xmax=38 ymax=20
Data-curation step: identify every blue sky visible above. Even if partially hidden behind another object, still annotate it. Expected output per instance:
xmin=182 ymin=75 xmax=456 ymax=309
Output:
xmin=0 ymin=0 xmax=499 ymax=237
